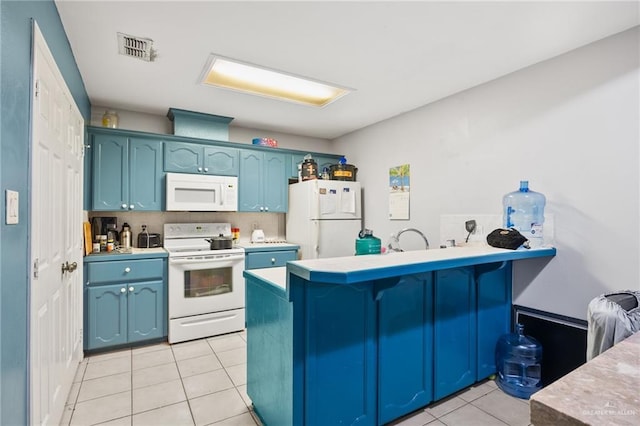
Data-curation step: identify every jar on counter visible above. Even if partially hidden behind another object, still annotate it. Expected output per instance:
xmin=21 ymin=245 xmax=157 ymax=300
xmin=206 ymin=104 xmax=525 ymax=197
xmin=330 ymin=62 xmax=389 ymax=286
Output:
xmin=98 ymin=235 xmax=107 ymax=251
xmin=102 ymin=110 xmax=119 ymax=128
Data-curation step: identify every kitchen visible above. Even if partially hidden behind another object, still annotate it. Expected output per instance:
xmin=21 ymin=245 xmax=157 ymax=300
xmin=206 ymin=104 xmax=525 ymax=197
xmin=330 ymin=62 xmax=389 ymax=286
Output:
xmin=1 ymin=1 xmax=639 ymax=426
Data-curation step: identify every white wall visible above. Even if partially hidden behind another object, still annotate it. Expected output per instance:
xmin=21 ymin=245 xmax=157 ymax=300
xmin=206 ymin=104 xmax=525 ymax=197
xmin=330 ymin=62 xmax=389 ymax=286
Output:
xmin=90 ymin=108 xmax=334 ymax=152
xmin=335 ymin=27 xmax=640 ymax=320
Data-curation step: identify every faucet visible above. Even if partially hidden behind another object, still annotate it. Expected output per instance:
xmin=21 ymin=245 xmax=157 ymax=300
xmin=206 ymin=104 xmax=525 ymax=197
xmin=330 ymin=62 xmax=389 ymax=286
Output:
xmin=387 ymin=228 xmax=430 ymax=252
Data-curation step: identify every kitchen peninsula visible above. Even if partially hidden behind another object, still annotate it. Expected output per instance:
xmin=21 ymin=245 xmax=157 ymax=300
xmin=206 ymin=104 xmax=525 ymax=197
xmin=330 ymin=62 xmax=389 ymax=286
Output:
xmin=243 ymin=246 xmax=556 ymax=426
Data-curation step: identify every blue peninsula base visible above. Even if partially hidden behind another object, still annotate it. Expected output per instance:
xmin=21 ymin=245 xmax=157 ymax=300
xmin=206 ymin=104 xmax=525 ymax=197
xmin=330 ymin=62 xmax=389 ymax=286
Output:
xmin=244 ymin=246 xmax=556 ymax=426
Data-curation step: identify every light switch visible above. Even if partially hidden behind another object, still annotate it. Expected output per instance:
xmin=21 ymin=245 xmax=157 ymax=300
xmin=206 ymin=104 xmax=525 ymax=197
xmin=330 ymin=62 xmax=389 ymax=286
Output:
xmin=6 ymin=190 xmax=18 ymax=225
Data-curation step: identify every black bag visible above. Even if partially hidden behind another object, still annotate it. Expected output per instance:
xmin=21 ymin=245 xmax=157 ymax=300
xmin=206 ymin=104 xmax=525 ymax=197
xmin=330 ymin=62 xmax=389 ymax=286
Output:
xmin=486 ymin=228 xmax=529 ymax=250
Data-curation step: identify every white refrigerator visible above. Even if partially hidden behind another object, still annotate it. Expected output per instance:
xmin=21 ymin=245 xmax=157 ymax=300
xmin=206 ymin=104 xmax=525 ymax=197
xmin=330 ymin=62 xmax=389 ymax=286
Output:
xmin=286 ymin=180 xmax=362 ymax=259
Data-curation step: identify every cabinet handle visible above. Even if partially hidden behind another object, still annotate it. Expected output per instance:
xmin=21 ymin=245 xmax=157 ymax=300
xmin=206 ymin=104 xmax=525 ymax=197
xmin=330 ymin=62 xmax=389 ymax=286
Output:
xmin=121 ymin=203 xmax=127 ymax=209
xmin=129 ymin=286 xmax=134 ymax=292
xmin=204 ymin=167 xmax=209 ymax=172
xmin=124 ymin=267 xmax=131 ymax=273
xmin=197 ymin=167 xmax=203 ymax=172
xmin=129 ymin=205 xmax=134 ymax=210
xmin=264 ymin=207 xmax=269 ymax=212
xmin=259 ymin=207 xmax=264 ymax=211
xmin=120 ymin=287 xmax=126 ymax=293
xmin=271 ymin=258 xmax=276 ymax=264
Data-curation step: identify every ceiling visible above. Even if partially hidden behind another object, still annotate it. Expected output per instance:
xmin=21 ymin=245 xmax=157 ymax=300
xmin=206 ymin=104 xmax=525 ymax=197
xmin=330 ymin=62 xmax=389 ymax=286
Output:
xmin=54 ymin=1 xmax=639 ymax=140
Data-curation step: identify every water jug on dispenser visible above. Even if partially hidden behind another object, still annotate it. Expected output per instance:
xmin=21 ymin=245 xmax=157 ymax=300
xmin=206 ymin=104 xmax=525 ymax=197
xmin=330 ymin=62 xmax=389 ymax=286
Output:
xmin=495 ymin=323 xmax=542 ymax=399
xmin=502 ymin=180 xmax=546 ymax=247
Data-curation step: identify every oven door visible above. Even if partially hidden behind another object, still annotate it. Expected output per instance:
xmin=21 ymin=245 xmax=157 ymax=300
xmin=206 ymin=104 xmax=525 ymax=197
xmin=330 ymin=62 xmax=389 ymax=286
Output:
xmin=168 ymin=252 xmax=245 ymax=318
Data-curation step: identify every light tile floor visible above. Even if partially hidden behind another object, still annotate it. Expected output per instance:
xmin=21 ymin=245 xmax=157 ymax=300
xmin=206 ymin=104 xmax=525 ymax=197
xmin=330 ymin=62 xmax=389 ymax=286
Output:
xmin=61 ymin=330 xmax=531 ymax=426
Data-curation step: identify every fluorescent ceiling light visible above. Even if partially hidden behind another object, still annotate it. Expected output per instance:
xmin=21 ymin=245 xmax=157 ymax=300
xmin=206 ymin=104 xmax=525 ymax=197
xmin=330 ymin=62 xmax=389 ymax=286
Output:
xmin=200 ymin=55 xmax=351 ymax=107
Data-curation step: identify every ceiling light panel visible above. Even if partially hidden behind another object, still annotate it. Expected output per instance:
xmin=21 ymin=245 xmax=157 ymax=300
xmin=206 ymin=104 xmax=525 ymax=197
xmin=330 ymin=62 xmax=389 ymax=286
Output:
xmin=200 ymin=55 xmax=351 ymax=107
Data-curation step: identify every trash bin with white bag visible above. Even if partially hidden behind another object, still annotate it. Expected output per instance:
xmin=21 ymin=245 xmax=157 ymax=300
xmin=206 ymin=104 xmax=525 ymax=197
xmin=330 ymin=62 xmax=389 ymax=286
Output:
xmin=586 ymin=290 xmax=640 ymax=360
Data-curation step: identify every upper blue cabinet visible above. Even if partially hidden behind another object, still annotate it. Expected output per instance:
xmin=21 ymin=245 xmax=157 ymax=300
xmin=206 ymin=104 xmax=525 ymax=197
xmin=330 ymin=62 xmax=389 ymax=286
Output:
xmin=91 ymin=131 xmax=164 ymax=211
xmin=164 ymin=142 xmax=239 ymax=176
xmin=239 ymin=149 xmax=288 ymax=212
xmin=290 ymin=153 xmax=342 ymax=178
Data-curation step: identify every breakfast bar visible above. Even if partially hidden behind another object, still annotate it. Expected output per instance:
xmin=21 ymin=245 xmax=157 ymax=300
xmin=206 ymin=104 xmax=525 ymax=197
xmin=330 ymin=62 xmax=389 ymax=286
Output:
xmin=243 ymin=246 xmax=556 ymax=426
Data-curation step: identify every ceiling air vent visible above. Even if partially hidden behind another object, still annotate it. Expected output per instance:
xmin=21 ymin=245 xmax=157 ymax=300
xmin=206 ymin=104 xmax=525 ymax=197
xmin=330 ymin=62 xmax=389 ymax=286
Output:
xmin=117 ymin=32 xmax=155 ymax=62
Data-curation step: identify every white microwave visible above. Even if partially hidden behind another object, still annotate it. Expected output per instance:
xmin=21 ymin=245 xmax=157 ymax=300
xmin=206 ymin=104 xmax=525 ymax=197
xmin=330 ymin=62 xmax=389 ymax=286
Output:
xmin=166 ymin=172 xmax=238 ymax=211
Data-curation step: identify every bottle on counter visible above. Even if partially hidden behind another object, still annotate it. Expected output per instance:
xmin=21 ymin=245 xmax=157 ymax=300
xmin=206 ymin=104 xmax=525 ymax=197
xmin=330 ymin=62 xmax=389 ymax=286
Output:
xmin=120 ymin=223 xmax=132 ymax=249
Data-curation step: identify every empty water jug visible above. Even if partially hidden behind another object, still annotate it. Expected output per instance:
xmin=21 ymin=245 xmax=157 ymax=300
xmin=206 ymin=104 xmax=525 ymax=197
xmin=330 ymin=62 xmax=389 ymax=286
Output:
xmin=495 ymin=323 xmax=542 ymax=399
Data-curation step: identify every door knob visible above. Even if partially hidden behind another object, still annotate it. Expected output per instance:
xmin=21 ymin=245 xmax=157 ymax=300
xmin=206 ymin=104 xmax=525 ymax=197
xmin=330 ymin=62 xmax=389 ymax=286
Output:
xmin=61 ymin=261 xmax=78 ymax=273
xmin=120 ymin=287 xmax=126 ymax=293
xmin=121 ymin=203 xmax=127 ymax=209
xmin=124 ymin=267 xmax=131 ymax=273
xmin=129 ymin=286 xmax=134 ymax=292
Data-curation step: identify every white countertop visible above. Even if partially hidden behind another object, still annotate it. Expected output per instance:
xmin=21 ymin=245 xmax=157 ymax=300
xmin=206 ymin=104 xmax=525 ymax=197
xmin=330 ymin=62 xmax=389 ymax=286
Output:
xmin=291 ymin=245 xmax=551 ymax=273
xmin=244 ymin=244 xmax=557 ymax=288
xmin=287 ymin=244 xmax=556 ymax=284
xmin=130 ymin=247 xmax=167 ymax=254
xmin=245 ymin=267 xmax=287 ymax=290
xmin=239 ymin=242 xmax=299 ymax=250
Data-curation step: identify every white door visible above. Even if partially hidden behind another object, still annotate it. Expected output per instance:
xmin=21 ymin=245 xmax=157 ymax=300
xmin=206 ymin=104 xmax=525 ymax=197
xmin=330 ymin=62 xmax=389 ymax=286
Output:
xmin=30 ymin=22 xmax=84 ymax=426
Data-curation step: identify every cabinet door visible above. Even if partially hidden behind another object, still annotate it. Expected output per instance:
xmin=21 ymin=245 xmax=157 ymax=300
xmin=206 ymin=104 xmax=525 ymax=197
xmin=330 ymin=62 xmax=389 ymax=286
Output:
xmin=290 ymin=153 xmax=305 ymax=178
xmin=92 ymin=134 xmax=128 ymax=210
xmin=163 ymin=141 xmax=203 ymax=173
xmin=476 ymin=262 xmax=512 ymax=380
xmin=203 ymin=146 xmax=239 ymax=176
xmin=378 ymin=274 xmax=434 ymax=424
xmin=129 ymin=138 xmax=163 ymax=211
xmin=304 ymin=282 xmax=376 ymax=426
xmin=262 ymin=152 xmax=288 ymax=212
xmin=315 ymin=155 xmax=340 ymax=175
xmin=86 ymin=284 xmax=128 ymax=350
xmin=127 ymin=280 xmax=164 ymax=343
xmin=238 ymin=150 xmax=263 ymax=212
xmin=434 ymin=267 xmax=476 ymax=400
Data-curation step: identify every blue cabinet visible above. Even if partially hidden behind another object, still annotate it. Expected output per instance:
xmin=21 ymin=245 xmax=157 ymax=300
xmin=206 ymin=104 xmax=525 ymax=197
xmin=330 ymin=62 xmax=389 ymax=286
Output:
xmin=164 ymin=141 xmax=239 ymax=176
xmin=245 ymin=250 xmax=297 ymax=269
xmin=84 ymin=257 xmax=166 ymax=351
xmin=92 ymin=133 xmax=163 ymax=211
xmin=303 ymin=281 xmax=377 ymax=426
xmin=378 ymin=274 xmax=434 ymax=424
xmin=239 ymin=150 xmax=288 ymax=212
xmin=476 ymin=262 xmax=512 ymax=380
xmin=434 ymin=267 xmax=477 ymax=400
xmin=86 ymin=284 xmax=128 ymax=348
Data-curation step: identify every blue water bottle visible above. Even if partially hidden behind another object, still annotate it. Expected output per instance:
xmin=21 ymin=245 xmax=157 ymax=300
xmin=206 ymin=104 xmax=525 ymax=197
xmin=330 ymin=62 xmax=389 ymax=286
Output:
xmin=502 ymin=180 xmax=546 ymax=247
xmin=495 ymin=323 xmax=543 ymax=399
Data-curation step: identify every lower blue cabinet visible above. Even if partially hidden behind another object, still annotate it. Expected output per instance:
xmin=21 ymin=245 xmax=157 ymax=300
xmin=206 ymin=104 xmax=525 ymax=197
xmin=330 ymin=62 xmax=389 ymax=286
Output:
xmin=378 ymin=274 xmax=434 ymax=424
xmin=303 ymin=281 xmax=377 ymax=426
xmin=87 ymin=284 xmax=128 ymax=349
xmin=128 ymin=280 xmax=164 ymax=343
xmin=434 ymin=267 xmax=477 ymax=400
xmin=84 ymin=258 xmax=166 ymax=351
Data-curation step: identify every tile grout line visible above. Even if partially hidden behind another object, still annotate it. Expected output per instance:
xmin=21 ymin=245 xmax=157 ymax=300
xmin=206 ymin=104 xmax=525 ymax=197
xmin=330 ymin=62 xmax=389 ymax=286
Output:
xmin=172 ymin=343 xmax=198 ymax=426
